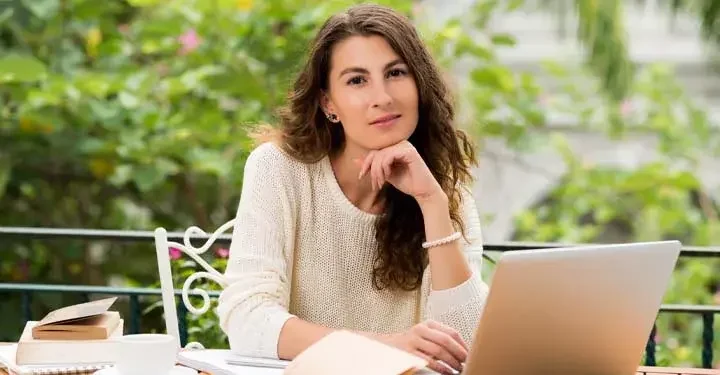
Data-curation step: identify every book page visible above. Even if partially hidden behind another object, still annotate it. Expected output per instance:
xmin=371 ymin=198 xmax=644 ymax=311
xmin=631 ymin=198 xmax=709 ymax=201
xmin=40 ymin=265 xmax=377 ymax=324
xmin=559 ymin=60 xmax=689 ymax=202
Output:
xmin=36 ymin=297 xmax=117 ymax=327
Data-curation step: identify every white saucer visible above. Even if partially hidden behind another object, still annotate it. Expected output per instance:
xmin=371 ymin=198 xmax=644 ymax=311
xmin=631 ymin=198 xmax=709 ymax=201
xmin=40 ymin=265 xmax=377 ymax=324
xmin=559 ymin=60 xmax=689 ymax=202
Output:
xmin=94 ymin=365 xmax=198 ymax=375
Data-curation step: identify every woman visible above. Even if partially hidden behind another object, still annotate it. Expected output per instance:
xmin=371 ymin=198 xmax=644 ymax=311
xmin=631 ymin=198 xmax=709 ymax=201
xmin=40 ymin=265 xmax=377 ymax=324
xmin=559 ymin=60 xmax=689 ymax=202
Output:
xmin=217 ymin=4 xmax=488 ymax=374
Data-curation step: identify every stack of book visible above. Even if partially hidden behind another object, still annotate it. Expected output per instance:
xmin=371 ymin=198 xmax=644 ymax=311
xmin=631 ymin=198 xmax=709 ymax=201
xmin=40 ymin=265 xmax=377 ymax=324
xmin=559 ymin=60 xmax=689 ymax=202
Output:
xmin=0 ymin=297 xmax=123 ymax=375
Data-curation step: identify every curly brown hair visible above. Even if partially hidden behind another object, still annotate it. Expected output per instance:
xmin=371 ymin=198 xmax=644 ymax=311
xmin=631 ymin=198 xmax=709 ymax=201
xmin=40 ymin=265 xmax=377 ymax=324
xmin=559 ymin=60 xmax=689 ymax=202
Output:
xmin=253 ymin=4 xmax=477 ymax=291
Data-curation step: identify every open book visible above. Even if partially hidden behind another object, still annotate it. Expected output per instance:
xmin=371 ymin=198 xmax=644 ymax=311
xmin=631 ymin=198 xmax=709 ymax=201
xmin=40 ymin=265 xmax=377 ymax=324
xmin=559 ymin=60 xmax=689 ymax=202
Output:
xmin=31 ymin=297 xmax=120 ymax=340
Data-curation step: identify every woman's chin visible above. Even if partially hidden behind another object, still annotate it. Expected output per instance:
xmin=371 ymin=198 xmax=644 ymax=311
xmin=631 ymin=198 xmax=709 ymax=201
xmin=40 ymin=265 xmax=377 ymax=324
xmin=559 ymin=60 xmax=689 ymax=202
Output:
xmin=365 ymin=130 xmax=415 ymax=150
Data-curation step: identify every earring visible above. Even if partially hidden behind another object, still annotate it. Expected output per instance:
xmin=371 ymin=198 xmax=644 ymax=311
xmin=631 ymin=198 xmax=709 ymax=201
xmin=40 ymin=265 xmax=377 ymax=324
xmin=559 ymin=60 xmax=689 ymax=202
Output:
xmin=326 ymin=113 xmax=339 ymax=123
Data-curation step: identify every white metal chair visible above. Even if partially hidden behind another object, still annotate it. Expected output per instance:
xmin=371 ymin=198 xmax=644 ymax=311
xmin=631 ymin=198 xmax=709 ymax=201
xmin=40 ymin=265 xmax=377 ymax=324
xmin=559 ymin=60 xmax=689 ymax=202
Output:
xmin=154 ymin=219 xmax=236 ymax=349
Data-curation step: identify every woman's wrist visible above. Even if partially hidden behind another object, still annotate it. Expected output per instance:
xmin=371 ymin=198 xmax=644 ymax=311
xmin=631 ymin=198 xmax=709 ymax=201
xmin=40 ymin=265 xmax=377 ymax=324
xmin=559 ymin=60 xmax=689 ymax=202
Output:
xmin=415 ymin=188 xmax=448 ymax=213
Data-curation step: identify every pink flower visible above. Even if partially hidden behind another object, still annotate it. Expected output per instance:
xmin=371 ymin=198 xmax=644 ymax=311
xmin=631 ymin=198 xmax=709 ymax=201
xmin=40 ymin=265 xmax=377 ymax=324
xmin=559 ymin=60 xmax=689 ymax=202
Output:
xmin=177 ymin=29 xmax=201 ymax=55
xmin=118 ymin=24 xmax=130 ymax=34
xmin=620 ymin=99 xmax=633 ymax=116
xmin=215 ymin=248 xmax=230 ymax=259
xmin=169 ymin=247 xmax=182 ymax=260
xmin=537 ymin=93 xmax=549 ymax=106
xmin=412 ymin=3 xmax=423 ymax=15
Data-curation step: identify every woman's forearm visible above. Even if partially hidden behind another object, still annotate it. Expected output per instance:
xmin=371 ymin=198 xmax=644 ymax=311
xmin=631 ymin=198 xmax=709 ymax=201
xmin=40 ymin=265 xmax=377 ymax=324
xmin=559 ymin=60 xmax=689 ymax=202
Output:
xmin=277 ymin=317 xmax=388 ymax=359
xmin=417 ymin=192 xmax=472 ymax=290
xmin=277 ymin=317 xmax=335 ymax=359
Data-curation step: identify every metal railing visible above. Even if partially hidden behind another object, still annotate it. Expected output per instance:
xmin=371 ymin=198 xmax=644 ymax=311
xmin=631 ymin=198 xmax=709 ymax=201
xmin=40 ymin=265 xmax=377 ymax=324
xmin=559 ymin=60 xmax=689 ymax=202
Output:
xmin=0 ymin=283 xmax=220 ymax=349
xmin=1 ymin=226 xmax=718 ymax=368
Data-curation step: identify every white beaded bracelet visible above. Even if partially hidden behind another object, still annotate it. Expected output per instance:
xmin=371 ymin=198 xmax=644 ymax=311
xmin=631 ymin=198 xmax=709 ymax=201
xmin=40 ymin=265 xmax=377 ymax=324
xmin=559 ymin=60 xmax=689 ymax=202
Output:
xmin=422 ymin=231 xmax=462 ymax=249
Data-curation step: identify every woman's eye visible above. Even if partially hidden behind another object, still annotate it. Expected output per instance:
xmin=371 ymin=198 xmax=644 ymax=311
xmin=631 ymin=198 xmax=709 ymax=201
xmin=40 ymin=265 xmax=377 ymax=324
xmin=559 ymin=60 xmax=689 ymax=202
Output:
xmin=347 ymin=76 xmax=365 ymax=85
xmin=387 ymin=68 xmax=407 ymax=78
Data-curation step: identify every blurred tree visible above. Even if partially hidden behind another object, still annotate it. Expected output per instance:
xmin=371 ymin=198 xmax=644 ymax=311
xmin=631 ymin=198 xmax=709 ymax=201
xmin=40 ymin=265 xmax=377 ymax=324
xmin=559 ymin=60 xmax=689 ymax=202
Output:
xmin=536 ymin=0 xmax=719 ymax=102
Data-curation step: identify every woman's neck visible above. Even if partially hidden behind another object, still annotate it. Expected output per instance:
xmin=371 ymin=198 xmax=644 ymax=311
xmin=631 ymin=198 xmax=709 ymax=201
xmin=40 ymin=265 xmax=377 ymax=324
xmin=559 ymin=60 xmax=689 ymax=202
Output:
xmin=329 ymin=145 xmax=384 ymax=215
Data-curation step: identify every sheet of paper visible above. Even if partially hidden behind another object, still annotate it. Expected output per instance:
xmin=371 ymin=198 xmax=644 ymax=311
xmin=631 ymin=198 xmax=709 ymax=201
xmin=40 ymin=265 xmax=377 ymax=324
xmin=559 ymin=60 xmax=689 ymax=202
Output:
xmin=284 ymin=331 xmax=427 ymax=375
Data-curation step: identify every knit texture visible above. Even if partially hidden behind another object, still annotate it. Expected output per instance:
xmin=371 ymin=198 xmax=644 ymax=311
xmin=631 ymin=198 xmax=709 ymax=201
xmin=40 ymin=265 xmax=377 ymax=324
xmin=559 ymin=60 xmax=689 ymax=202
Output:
xmin=216 ymin=142 xmax=489 ymax=359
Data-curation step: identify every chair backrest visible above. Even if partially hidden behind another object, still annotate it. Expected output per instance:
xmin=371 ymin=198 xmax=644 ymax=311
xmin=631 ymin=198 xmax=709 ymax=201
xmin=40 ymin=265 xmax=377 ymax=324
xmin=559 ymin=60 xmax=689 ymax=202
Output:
xmin=154 ymin=219 xmax=236 ymax=349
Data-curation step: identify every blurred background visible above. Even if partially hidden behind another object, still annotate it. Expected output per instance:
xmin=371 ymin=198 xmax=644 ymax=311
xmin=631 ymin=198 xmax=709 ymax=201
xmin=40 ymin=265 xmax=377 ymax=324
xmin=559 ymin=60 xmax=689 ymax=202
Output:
xmin=0 ymin=0 xmax=718 ymax=368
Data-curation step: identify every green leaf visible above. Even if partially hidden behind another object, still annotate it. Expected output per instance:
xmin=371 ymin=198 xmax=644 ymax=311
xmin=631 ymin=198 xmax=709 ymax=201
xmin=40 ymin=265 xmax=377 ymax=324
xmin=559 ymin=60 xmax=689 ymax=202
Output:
xmin=179 ymin=66 xmax=226 ymax=90
xmin=127 ymin=0 xmax=163 ymax=7
xmin=75 ymin=73 xmax=114 ymax=97
xmin=118 ymin=92 xmax=140 ymax=109
xmin=470 ymin=66 xmax=514 ymax=92
xmin=0 ymin=7 xmax=14 ymax=26
xmin=439 ymin=23 xmax=462 ymax=40
xmin=0 ymin=155 xmax=10 ymax=200
xmin=540 ymin=60 xmax=569 ymax=78
xmin=0 ymin=54 xmax=48 ymax=83
xmin=21 ymin=0 xmax=60 ymax=20
xmin=109 ymin=165 xmax=134 ymax=186
xmin=154 ymin=158 xmax=180 ymax=177
xmin=132 ymin=165 xmax=165 ymax=192
xmin=490 ymin=33 xmax=516 ymax=46
xmin=506 ymin=0 xmax=525 ymax=11
xmin=188 ymin=149 xmax=231 ymax=178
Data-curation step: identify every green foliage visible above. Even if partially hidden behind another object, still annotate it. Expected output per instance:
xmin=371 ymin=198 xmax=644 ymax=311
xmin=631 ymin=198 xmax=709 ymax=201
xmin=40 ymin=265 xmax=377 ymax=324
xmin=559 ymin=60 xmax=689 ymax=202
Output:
xmin=573 ymin=0 xmax=634 ymax=102
xmin=0 ymin=0 xmax=718 ymax=368
xmin=0 ymin=0 xmax=419 ymax=347
xmin=417 ymin=0 xmax=546 ymax=149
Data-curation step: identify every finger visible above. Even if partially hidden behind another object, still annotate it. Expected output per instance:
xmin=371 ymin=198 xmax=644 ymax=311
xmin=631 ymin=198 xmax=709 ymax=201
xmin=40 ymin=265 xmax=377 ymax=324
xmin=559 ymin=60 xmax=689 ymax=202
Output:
xmin=412 ymin=351 xmax=454 ymax=375
xmin=371 ymin=152 xmax=385 ymax=191
xmin=426 ymin=320 xmax=469 ymax=351
xmin=359 ymin=151 xmax=374 ymax=180
xmin=414 ymin=338 xmax=462 ymax=372
xmin=418 ymin=325 xmax=467 ymax=366
xmin=380 ymin=152 xmax=394 ymax=181
xmin=377 ymin=152 xmax=394 ymax=190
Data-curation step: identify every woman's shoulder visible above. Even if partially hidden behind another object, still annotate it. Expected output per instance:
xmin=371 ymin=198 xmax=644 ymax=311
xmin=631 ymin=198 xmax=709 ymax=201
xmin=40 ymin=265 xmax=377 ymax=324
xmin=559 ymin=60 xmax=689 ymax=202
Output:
xmin=247 ymin=142 xmax=300 ymax=168
xmin=245 ymin=142 xmax=319 ymax=180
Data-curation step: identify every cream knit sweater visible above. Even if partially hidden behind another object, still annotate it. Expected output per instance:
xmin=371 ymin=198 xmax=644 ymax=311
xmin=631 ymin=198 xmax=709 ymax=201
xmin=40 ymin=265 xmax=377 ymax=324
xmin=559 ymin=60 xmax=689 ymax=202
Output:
xmin=216 ymin=142 xmax=489 ymax=359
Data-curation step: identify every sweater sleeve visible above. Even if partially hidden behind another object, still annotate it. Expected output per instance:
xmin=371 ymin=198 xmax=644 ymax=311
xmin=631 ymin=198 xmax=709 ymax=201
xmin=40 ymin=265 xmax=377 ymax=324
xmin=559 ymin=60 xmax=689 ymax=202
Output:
xmin=425 ymin=188 xmax=490 ymax=345
xmin=216 ymin=143 xmax=296 ymax=359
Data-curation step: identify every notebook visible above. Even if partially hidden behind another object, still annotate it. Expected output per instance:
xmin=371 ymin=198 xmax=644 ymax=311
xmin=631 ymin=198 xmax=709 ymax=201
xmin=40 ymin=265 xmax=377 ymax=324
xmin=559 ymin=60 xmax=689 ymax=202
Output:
xmin=0 ymin=345 xmax=112 ymax=375
xmin=177 ymin=349 xmax=286 ymax=375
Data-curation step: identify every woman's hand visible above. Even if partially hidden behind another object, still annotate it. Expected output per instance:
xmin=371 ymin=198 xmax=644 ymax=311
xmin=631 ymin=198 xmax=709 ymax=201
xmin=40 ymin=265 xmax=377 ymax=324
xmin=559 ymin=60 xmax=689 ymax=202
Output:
xmin=356 ymin=141 xmax=444 ymax=204
xmin=380 ymin=320 xmax=468 ymax=375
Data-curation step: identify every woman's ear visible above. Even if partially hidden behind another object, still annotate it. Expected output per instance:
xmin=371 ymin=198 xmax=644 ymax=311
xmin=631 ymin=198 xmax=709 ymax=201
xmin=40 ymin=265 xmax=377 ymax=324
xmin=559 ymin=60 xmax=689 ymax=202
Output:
xmin=320 ymin=91 xmax=333 ymax=114
xmin=320 ymin=91 xmax=339 ymax=123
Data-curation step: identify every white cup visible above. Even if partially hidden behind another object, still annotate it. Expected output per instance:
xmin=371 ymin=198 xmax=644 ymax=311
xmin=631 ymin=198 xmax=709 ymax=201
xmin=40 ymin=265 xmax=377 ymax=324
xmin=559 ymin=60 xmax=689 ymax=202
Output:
xmin=114 ymin=334 xmax=178 ymax=375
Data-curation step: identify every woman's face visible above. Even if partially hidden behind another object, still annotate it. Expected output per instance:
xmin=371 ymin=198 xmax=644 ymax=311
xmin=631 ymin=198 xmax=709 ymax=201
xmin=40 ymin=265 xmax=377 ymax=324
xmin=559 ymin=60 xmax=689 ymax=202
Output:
xmin=323 ymin=34 xmax=419 ymax=153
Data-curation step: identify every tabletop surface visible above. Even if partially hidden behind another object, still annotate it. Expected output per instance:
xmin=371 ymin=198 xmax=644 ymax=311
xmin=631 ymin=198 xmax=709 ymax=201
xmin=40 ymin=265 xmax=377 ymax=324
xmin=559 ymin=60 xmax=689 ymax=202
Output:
xmin=2 ymin=366 xmax=719 ymax=375
xmin=1 ymin=340 xmax=717 ymax=375
xmin=635 ymin=367 xmax=719 ymax=375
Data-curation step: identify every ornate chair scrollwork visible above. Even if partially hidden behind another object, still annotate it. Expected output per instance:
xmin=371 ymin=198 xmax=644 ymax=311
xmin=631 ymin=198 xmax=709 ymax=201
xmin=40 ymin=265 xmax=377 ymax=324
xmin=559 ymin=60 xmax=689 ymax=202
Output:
xmin=154 ymin=219 xmax=235 ymax=349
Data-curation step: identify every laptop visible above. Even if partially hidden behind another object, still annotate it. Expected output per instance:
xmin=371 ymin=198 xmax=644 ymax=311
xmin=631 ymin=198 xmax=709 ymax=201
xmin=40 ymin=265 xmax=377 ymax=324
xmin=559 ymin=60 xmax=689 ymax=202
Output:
xmin=462 ymin=240 xmax=681 ymax=375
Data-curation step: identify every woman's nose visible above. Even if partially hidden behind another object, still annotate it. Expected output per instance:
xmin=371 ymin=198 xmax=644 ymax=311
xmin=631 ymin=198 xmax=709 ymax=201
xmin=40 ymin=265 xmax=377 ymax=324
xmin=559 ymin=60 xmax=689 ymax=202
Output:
xmin=371 ymin=83 xmax=393 ymax=108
